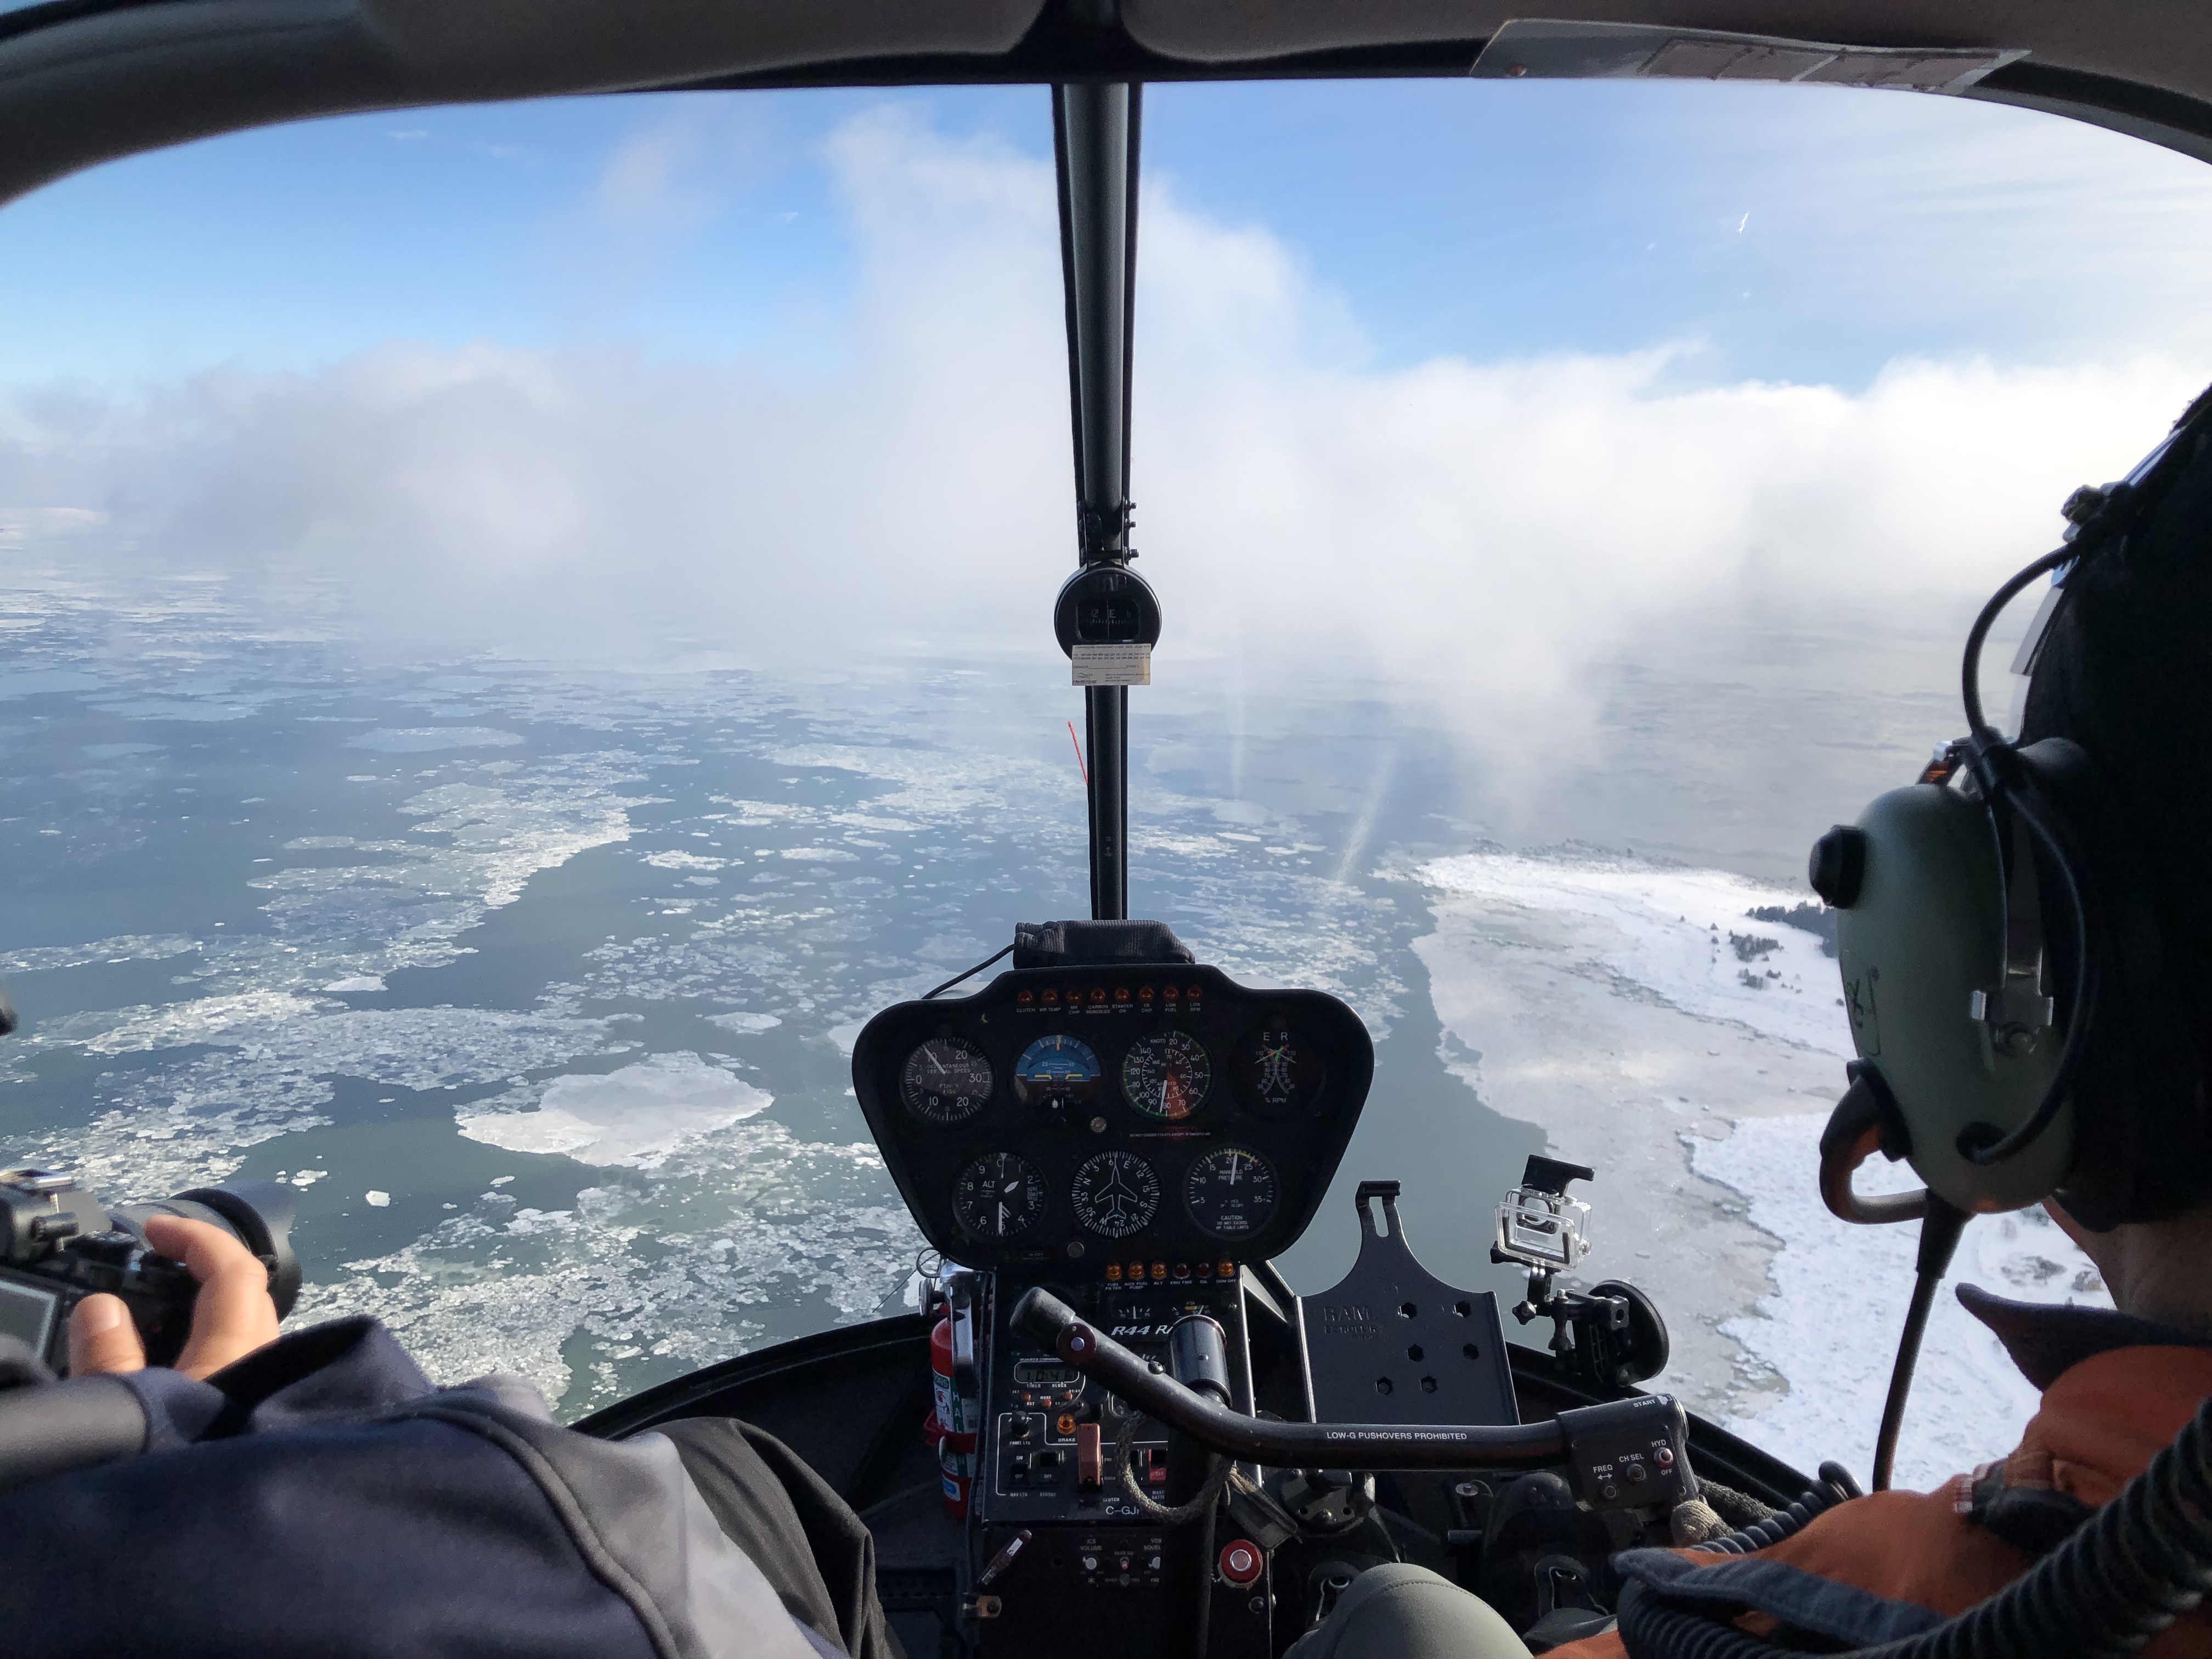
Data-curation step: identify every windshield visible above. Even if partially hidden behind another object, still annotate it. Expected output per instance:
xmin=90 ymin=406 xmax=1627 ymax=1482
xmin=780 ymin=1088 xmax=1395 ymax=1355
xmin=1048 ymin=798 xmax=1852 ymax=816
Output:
xmin=1 ymin=78 xmax=2203 ymax=1483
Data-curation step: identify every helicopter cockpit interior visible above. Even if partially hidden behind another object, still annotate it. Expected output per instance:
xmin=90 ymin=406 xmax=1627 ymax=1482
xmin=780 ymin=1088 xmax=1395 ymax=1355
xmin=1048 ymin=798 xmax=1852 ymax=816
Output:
xmin=6 ymin=3 xmax=2212 ymax=1657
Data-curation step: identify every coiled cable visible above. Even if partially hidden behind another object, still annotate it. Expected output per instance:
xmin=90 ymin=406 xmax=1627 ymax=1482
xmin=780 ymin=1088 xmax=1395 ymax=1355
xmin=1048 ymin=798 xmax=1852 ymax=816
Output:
xmin=1689 ymin=1463 xmax=1863 ymax=1556
xmin=1618 ymin=1395 xmax=2212 ymax=1658
xmin=1111 ymin=1401 xmax=1231 ymax=1524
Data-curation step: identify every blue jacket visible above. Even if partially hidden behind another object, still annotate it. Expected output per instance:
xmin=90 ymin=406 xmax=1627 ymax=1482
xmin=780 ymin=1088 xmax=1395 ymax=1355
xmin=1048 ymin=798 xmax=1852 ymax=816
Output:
xmin=0 ymin=1316 xmax=831 ymax=1658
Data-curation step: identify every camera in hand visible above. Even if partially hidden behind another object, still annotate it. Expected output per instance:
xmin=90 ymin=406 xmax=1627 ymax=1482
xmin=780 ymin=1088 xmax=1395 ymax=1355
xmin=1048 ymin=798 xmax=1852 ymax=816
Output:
xmin=0 ymin=1168 xmax=301 ymax=1374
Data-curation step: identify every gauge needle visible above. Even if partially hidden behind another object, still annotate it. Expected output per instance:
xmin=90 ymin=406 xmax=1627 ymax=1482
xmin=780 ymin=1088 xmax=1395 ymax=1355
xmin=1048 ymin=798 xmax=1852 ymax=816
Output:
xmin=928 ymin=1050 xmax=946 ymax=1075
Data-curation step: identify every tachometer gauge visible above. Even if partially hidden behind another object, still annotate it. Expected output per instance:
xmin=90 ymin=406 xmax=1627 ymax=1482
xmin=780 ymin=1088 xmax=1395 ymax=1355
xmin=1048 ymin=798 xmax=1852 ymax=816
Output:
xmin=1234 ymin=1019 xmax=1325 ymax=1116
xmin=1012 ymin=1034 xmax=1103 ymax=1110
xmin=1121 ymin=1030 xmax=1211 ymax=1120
xmin=1069 ymin=1150 xmax=1160 ymax=1239
xmin=953 ymin=1153 xmax=1046 ymax=1240
xmin=1184 ymin=1147 xmax=1279 ymax=1239
xmin=900 ymin=1036 xmax=994 ymax=1124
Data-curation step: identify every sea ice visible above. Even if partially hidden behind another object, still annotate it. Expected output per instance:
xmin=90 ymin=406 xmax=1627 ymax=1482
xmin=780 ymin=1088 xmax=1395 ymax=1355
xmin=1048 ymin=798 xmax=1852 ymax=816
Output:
xmin=455 ymin=1053 xmax=772 ymax=1169
xmin=347 ymin=727 xmax=526 ymax=752
xmin=1695 ymin=1113 xmax=2107 ymax=1492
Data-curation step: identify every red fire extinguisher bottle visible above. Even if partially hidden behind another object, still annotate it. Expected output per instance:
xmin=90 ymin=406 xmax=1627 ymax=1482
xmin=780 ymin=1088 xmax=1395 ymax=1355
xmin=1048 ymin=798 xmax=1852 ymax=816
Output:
xmin=925 ymin=1271 xmax=982 ymax=1516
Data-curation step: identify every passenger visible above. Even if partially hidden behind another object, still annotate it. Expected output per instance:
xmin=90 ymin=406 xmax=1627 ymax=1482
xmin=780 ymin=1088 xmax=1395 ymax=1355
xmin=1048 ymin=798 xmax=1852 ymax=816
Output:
xmin=1293 ymin=408 xmax=2212 ymax=1657
xmin=0 ymin=1210 xmax=906 ymax=1659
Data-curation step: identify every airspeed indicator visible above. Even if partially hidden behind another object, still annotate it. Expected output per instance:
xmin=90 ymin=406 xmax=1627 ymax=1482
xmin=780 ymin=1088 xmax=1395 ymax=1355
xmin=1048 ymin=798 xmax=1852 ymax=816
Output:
xmin=953 ymin=1153 xmax=1046 ymax=1240
xmin=1184 ymin=1147 xmax=1279 ymax=1239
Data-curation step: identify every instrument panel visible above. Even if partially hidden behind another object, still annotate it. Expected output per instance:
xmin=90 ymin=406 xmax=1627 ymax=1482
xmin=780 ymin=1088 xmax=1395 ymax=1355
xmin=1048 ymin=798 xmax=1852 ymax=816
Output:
xmin=852 ymin=963 xmax=1372 ymax=1272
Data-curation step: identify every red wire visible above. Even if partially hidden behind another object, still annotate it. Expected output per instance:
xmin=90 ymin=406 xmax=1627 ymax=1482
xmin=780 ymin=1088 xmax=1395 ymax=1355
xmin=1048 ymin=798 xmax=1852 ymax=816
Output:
xmin=1066 ymin=719 xmax=1089 ymax=786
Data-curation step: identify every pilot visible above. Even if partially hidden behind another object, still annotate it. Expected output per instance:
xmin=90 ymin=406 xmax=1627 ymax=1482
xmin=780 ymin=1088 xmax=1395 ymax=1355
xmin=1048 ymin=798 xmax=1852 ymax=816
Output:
xmin=1287 ymin=397 xmax=2212 ymax=1657
xmin=0 ymin=1210 xmax=908 ymax=1659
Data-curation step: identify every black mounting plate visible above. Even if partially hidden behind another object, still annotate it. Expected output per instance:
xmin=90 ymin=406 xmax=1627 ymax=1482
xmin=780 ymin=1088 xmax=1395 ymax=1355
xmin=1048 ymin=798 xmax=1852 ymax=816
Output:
xmin=1300 ymin=1181 xmax=1519 ymax=1428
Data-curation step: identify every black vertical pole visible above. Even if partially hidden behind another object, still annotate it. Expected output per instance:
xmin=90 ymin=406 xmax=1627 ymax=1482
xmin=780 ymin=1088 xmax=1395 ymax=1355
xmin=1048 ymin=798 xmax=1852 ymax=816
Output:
xmin=1053 ymin=82 xmax=1141 ymax=922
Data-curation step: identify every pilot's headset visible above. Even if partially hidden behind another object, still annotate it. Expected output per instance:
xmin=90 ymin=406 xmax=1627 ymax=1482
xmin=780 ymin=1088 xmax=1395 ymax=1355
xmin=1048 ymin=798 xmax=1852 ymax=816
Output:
xmin=1806 ymin=385 xmax=2212 ymax=1494
xmin=1813 ymin=383 xmax=2212 ymax=1245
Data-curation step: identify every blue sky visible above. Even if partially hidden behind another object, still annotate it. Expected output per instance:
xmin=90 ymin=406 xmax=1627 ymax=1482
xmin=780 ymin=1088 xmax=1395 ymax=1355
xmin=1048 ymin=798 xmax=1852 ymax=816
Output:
xmin=4 ymin=79 xmax=2209 ymax=393
xmin=1 ymin=78 xmax=2208 ymax=720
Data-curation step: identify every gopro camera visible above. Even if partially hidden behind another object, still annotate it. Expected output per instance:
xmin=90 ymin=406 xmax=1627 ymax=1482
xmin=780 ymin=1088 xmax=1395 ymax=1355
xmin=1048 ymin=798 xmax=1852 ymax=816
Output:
xmin=1492 ymin=1155 xmax=1594 ymax=1273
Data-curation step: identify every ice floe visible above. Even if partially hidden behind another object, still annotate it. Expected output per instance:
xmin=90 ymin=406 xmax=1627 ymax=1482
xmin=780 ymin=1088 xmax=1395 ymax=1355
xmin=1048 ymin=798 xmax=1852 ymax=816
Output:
xmin=456 ymin=1053 xmax=771 ymax=1169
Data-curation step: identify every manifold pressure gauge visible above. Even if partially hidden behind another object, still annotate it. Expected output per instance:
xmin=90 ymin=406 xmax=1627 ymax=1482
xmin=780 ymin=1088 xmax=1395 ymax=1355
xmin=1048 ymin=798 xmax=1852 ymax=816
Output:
xmin=954 ymin=1152 xmax=1046 ymax=1240
xmin=1070 ymin=1150 xmax=1160 ymax=1239
xmin=901 ymin=1036 xmax=994 ymax=1125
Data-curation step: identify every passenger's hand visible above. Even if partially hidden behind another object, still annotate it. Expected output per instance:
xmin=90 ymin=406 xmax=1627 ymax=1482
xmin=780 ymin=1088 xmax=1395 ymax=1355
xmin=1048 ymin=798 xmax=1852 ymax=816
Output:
xmin=67 ymin=1214 xmax=281 ymax=1380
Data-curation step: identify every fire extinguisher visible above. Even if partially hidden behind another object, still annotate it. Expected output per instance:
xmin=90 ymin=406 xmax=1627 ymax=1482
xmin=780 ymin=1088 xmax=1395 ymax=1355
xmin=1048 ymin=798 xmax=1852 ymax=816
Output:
xmin=926 ymin=1269 xmax=982 ymax=1516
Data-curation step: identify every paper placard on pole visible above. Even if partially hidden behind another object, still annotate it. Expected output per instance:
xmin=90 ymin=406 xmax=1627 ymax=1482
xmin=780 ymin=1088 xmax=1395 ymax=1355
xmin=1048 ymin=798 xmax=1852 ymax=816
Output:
xmin=1071 ymin=644 xmax=1152 ymax=686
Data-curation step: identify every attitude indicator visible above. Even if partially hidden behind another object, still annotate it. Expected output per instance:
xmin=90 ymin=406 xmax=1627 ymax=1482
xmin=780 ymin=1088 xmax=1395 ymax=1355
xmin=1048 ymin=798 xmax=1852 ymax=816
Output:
xmin=1012 ymin=1034 xmax=1104 ymax=1110
xmin=952 ymin=1152 xmax=1047 ymax=1239
xmin=1069 ymin=1150 xmax=1161 ymax=1239
xmin=1122 ymin=1030 xmax=1211 ymax=1120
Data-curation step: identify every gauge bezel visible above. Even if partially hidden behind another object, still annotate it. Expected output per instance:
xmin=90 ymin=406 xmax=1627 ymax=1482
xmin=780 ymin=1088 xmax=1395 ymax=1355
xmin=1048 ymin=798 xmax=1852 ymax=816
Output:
xmin=1010 ymin=1031 xmax=1105 ymax=1109
xmin=1232 ymin=1015 xmax=1329 ymax=1118
xmin=1183 ymin=1144 xmax=1281 ymax=1240
xmin=899 ymin=1033 xmax=996 ymax=1125
xmin=952 ymin=1151 xmax=1047 ymax=1240
xmin=1069 ymin=1149 xmax=1162 ymax=1240
xmin=1120 ymin=1027 xmax=1213 ymax=1120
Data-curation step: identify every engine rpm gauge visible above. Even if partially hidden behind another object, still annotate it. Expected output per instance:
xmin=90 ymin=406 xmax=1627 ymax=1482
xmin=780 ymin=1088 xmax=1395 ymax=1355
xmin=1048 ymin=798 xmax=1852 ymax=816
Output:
xmin=900 ymin=1036 xmax=994 ymax=1124
xmin=1069 ymin=1150 xmax=1161 ymax=1239
xmin=1012 ymin=1034 xmax=1103 ymax=1110
xmin=1184 ymin=1147 xmax=1279 ymax=1239
xmin=1234 ymin=1019 xmax=1326 ymax=1116
xmin=1121 ymin=1030 xmax=1211 ymax=1120
xmin=953 ymin=1153 xmax=1046 ymax=1240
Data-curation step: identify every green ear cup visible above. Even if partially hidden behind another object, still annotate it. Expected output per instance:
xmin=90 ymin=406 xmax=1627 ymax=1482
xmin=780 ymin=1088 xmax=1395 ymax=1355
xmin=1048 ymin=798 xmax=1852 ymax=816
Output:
xmin=1830 ymin=784 xmax=2072 ymax=1212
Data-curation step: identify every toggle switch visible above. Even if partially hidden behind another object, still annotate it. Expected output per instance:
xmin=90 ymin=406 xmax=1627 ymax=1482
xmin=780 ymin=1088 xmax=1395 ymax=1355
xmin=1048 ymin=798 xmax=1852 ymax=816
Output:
xmin=1076 ymin=1423 xmax=1103 ymax=1490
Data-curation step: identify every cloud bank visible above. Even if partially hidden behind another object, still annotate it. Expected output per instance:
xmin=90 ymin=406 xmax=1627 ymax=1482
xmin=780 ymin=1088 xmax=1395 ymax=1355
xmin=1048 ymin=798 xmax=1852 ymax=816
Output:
xmin=1 ymin=102 xmax=2203 ymax=762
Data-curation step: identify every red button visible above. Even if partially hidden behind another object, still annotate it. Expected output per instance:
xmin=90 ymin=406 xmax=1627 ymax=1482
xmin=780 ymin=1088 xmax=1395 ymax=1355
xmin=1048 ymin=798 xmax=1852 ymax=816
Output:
xmin=1218 ymin=1541 xmax=1263 ymax=1586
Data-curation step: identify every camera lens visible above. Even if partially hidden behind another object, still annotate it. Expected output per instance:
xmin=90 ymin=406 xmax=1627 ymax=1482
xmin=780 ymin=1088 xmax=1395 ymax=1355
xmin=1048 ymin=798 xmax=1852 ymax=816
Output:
xmin=109 ymin=1181 xmax=301 ymax=1318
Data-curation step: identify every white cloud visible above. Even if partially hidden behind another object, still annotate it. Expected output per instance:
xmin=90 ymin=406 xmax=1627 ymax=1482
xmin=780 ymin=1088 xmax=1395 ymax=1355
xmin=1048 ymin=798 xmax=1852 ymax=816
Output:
xmin=2 ymin=101 xmax=2204 ymax=775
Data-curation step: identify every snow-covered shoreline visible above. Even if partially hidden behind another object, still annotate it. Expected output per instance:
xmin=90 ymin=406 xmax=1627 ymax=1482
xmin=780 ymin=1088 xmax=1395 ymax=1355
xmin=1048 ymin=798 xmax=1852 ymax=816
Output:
xmin=1417 ymin=848 xmax=2109 ymax=1492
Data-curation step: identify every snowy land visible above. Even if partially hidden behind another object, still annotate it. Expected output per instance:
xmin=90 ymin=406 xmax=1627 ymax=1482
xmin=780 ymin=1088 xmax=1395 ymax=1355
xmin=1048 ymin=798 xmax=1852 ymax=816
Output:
xmin=1415 ymin=852 xmax=2107 ymax=1491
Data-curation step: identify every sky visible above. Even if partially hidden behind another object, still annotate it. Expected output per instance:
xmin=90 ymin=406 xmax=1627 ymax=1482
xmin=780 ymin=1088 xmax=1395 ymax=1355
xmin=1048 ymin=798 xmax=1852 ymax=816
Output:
xmin=7 ymin=80 xmax=2211 ymax=387
xmin=2 ymin=77 xmax=2210 ymax=758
